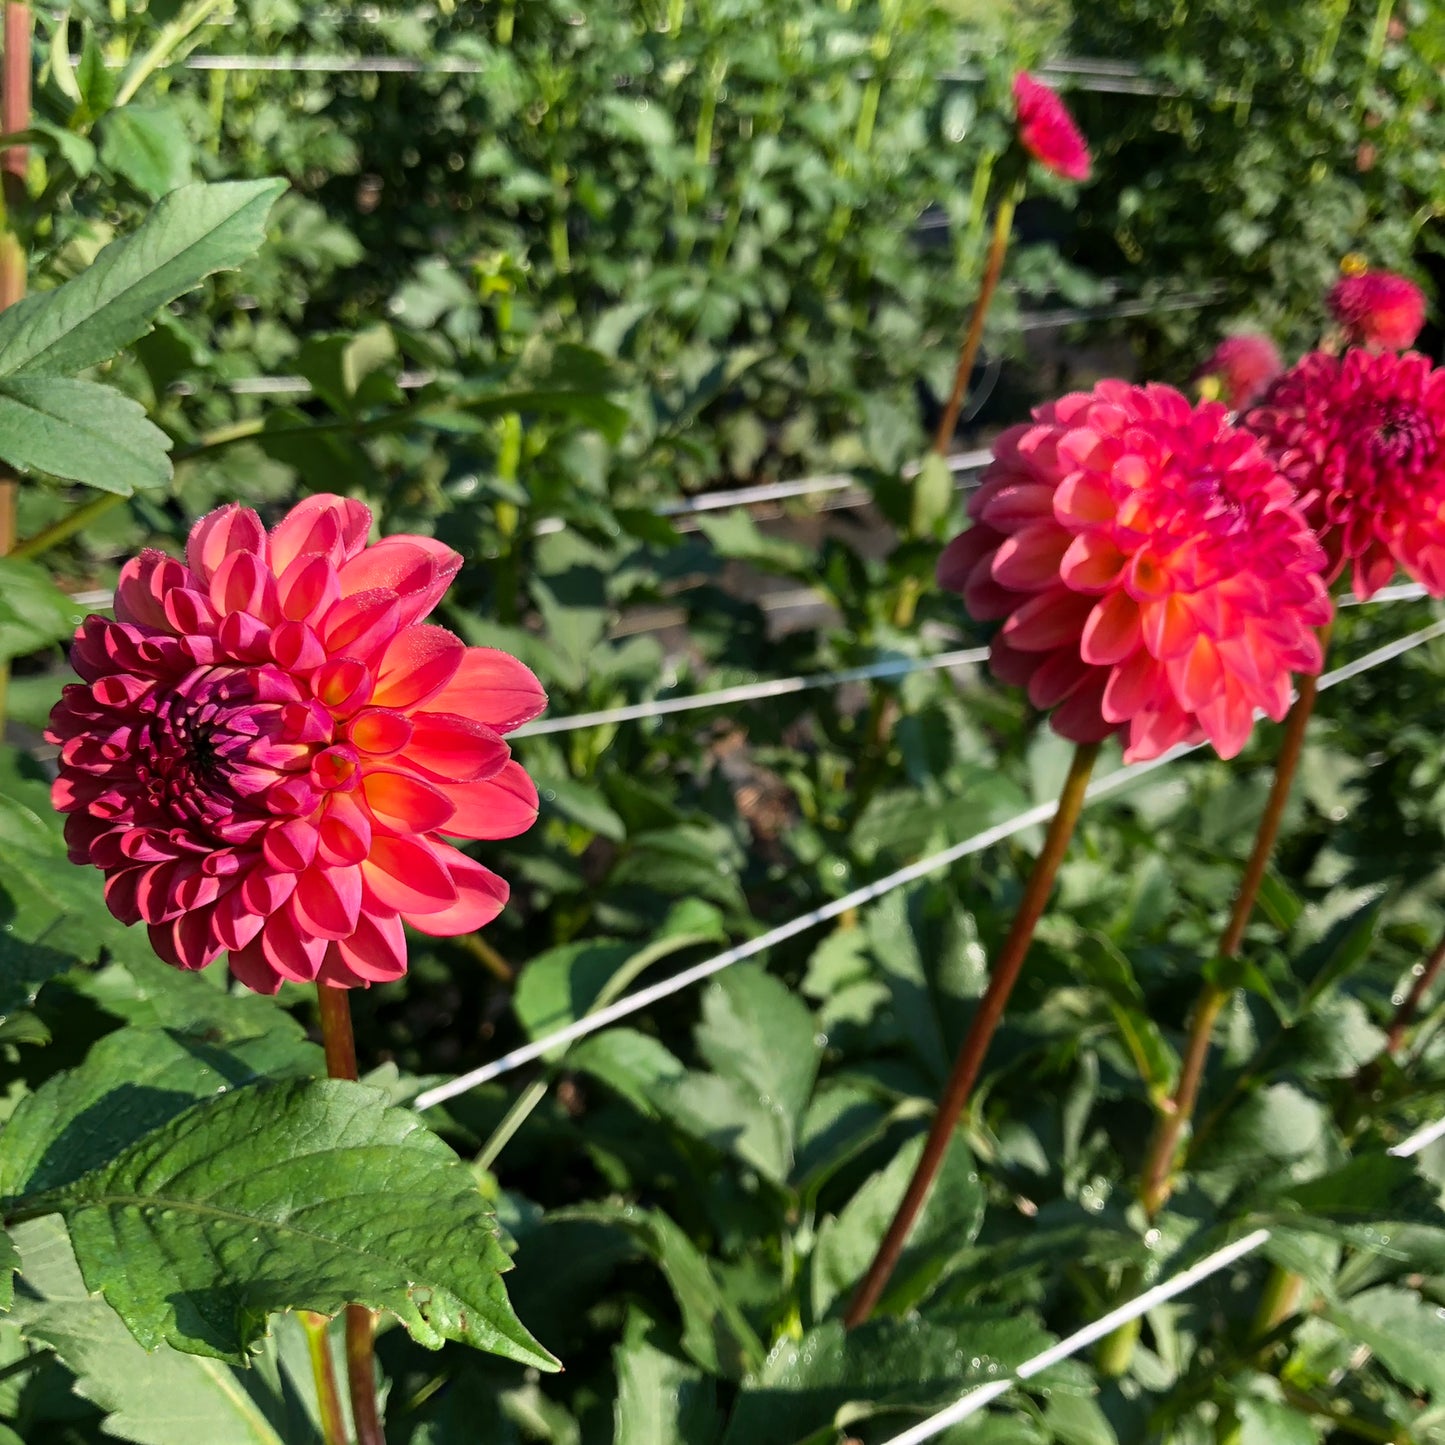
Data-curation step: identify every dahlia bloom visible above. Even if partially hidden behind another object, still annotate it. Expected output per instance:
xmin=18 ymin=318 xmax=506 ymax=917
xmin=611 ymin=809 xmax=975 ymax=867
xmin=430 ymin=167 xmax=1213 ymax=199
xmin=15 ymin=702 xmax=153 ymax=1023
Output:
xmin=937 ymin=382 xmax=1332 ymax=761
xmin=1328 ymin=270 xmax=1426 ymax=351
xmin=48 ymin=495 xmax=546 ymax=994
xmin=1012 ymin=72 xmax=1092 ymax=183
xmin=1193 ymin=333 xmax=1283 ymax=411
xmin=1243 ymin=348 xmax=1445 ymax=599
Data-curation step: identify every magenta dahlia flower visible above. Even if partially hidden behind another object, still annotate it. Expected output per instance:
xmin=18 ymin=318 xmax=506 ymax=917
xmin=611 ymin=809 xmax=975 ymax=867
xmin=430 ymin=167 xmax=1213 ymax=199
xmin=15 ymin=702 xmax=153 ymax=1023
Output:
xmin=937 ymin=382 xmax=1332 ymax=761
xmin=1328 ymin=270 xmax=1426 ymax=351
xmin=48 ymin=494 xmax=546 ymax=994
xmin=1012 ymin=73 xmax=1092 ymax=183
xmin=1243 ymin=348 xmax=1445 ymax=599
xmin=1193 ymin=333 xmax=1283 ymax=411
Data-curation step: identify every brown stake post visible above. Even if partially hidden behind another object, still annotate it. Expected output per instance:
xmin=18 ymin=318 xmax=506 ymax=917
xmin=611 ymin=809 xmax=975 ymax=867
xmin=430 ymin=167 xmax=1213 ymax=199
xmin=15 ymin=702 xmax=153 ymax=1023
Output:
xmin=844 ymin=741 xmax=1100 ymax=1328
xmin=317 ymin=984 xmax=386 ymax=1445
xmin=1386 ymin=931 xmax=1445 ymax=1056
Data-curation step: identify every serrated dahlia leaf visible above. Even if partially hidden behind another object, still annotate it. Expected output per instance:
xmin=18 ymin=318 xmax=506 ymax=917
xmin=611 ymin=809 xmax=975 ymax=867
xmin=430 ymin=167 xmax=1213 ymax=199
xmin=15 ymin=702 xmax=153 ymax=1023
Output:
xmin=17 ymin=1078 xmax=556 ymax=1368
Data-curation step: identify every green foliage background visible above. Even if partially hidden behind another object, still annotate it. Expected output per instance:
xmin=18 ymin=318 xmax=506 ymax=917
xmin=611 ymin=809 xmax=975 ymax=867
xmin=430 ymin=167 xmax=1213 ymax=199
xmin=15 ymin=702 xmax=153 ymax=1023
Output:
xmin=0 ymin=1 xmax=1443 ymax=1443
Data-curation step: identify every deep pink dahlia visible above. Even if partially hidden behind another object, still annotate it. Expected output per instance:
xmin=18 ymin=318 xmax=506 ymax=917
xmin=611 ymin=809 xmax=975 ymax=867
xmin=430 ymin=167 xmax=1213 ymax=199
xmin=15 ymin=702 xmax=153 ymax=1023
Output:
xmin=1192 ymin=333 xmax=1283 ymax=411
xmin=1243 ymin=348 xmax=1445 ymax=599
xmin=937 ymin=382 xmax=1332 ymax=761
xmin=1328 ymin=271 xmax=1427 ymax=350
xmin=47 ymin=494 xmax=546 ymax=994
xmin=1012 ymin=72 xmax=1092 ymax=183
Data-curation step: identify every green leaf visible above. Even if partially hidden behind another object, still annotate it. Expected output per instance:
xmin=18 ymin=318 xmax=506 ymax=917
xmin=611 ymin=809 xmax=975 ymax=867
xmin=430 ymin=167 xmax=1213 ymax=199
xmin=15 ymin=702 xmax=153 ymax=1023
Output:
xmin=9 ymin=1216 xmax=320 ymax=1445
xmin=694 ymin=964 xmax=821 ymax=1131
xmin=0 ymin=1228 xmax=15 ymax=1310
xmin=0 ymin=178 xmax=286 ymax=378
xmin=0 ymin=557 xmax=85 ymax=662
xmin=18 ymin=1078 xmax=555 ymax=1368
xmin=99 ymin=106 xmax=193 ymax=198
xmin=0 ymin=376 xmax=171 ymax=492
xmin=721 ymin=1315 xmax=1056 ymax=1445
xmin=0 ymin=1025 xmax=320 ymax=1198
xmin=1233 ymin=1395 xmax=1320 ymax=1445
xmin=810 ymin=1128 xmax=984 ymax=1318
xmin=1077 ymin=936 xmax=1178 ymax=1100
xmin=613 ymin=1310 xmax=723 ymax=1445
xmin=1330 ymin=1285 xmax=1445 ymax=1397
xmin=910 ymin=452 xmax=956 ymax=538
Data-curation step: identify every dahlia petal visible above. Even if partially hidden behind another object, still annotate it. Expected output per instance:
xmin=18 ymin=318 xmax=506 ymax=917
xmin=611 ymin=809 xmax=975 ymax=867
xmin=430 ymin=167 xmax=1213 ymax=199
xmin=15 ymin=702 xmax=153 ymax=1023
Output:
xmin=1195 ymin=687 xmax=1256 ymax=760
xmin=1170 ymin=634 xmax=1224 ymax=714
xmin=370 ymin=625 xmax=466 ymax=710
xmin=318 ymin=792 xmax=373 ymax=866
xmin=328 ymin=910 xmax=409 ymax=983
xmin=1026 ymin=649 xmax=1093 ymax=710
xmin=347 ymin=707 xmax=414 ymax=757
xmin=114 ymin=551 xmax=188 ymax=630
xmin=991 ymin=524 xmax=1072 ymax=590
xmin=936 ymin=525 xmax=998 ymax=595
xmin=361 ymin=769 xmax=456 ymax=834
xmin=268 ymin=493 xmax=372 ymax=573
xmin=228 ymin=937 xmax=284 ymax=994
xmin=336 ymin=535 xmax=463 ymax=627
xmin=1060 ymin=533 xmax=1126 ymax=592
xmin=977 ymin=482 xmax=1057 ymax=529
xmin=209 ymin=548 xmax=280 ymax=622
xmin=405 ymin=851 xmax=510 ymax=937
xmin=240 ymin=866 xmax=297 ymax=917
xmin=1080 ymin=591 xmax=1142 ymax=666
xmin=104 ymin=866 xmax=144 ymax=924
xmin=292 ymin=865 xmax=363 ymax=941
xmin=1101 ymin=649 xmax=1162 ymax=723
xmin=313 ymin=658 xmax=374 ymax=715
xmin=1123 ymin=701 xmax=1198 ymax=763
xmin=438 ymin=759 xmax=539 ymax=841
xmin=1053 ymin=471 xmax=1113 ymax=525
xmin=404 ymin=711 xmax=509 ymax=782
xmin=1049 ymin=675 xmax=1116 ymax=743
xmin=214 ymin=887 xmax=266 ymax=952
xmin=1001 ymin=589 xmax=1096 ymax=651
xmin=277 ymin=554 xmax=342 ymax=624
xmin=361 ymin=835 xmax=458 ymax=914
xmin=187 ymin=504 xmax=266 ymax=585
xmin=262 ymin=818 xmax=320 ymax=873
xmin=321 ymin=588 xmax=402 ymax=662
xmin=1352 ymin=546 xmax=1398 ymax=602
xmin=1140 ymin=596 xmax=1196 ymax=660
xmin=988 ymin=634 xmax=1045 ymax=689
xmin=261 ymin=907 xmax=328 ymax=982
xmin=420 ymin=645 xmax=547 ymax=731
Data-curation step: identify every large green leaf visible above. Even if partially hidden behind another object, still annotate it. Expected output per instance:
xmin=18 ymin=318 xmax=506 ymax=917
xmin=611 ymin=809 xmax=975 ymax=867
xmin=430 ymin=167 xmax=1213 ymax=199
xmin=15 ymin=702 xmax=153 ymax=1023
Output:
xmin=0 ymin=557 xmax=85 ymax=663
xmin=0 ymin=178 xmax=285 ymax=378
xmin=11 ymin=1079 xmax=556 ymax=1368
xmin=1331 ymin=1285 xmax=1445 ymax=1397
xmin=0 ymin=376 xmax=171 ymax=493
xmin=9 ymin=1216 xmax=321 ymax=1445
xmin=613 ymin=1310 xmax=723 ymax=1445
xmin=0 ymin=1025 xmax=320 ymax=1197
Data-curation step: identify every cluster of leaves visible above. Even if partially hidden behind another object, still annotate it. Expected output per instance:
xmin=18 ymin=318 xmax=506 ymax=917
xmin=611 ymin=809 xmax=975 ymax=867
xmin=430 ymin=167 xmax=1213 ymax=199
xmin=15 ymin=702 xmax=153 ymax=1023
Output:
xmin=2 ymin=2 xmax=1445 ymax=1444
xmin=1068 ymin=0 xmax=1445 ymax=369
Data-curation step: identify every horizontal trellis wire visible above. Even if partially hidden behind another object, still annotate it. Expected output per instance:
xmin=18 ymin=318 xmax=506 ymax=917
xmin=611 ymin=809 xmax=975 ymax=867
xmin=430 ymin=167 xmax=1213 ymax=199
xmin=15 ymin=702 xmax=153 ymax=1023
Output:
xmin=411 ymin=616 xmax=1445 ymax=1110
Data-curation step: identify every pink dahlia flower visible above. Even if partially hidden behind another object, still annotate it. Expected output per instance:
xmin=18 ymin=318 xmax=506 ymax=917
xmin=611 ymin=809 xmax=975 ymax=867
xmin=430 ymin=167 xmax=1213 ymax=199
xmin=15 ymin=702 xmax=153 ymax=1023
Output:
xmin=937 ymin=382 xmax=1332 ymax=761
xmin=1327 ymin=270 xmax=1426 ymax=350
xmin=1192 ymin=333 xmax=1283 ymax=411
xmin=1243 ymin=348 xmax=1445 ymax=599
xmin=1012 ymin=72 xmax=1092 ymax=183
xmin=47 ymin=494 xmax=546 ymax=994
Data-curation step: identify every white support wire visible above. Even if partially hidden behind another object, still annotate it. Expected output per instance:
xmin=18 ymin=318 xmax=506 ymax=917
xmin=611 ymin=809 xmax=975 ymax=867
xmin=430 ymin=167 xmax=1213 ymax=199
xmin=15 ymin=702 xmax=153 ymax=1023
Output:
xmin=511 ymin=647 xmax=988 ymax=738
xmin=1390 ymin=1114 xmax=1445 ymax=1158
xmin=411 ymin=617 xmax=1445 ymax=1112
xmin=878 ymin=1229 xmax=1275 ymax=1444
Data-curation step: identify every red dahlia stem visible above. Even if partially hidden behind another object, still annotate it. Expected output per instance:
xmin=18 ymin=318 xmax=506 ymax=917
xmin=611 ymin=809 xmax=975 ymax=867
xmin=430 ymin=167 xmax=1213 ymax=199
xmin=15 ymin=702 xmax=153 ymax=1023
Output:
xmin=1137 ymin=659 xmax=1324 ymax=1219
xmin=930 ymin=188 xmax=1017 ymax=458
xmin=1386 ymin=931 xmax=1445 ymax=1056
xmin=316 ymin=984 xmax=386 ymax=1445
xmin=844 ymin=741 xmax=1100 ymax=1328
xmin=299 ymin=1311 xmax=349 ymax=1445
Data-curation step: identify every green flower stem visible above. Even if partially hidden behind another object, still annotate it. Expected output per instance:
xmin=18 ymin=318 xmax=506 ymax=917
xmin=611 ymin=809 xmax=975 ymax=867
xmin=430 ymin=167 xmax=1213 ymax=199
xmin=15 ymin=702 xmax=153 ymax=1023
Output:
xmin=316 ymin=985 xmax=385 ymax=1445
xmin=113 ymin=0 xmax=225 ymax=109
xmin=844 ymin=742 xmax=1101 ymax=1328
xmin=299 ymin=1311 xmax=349 ymax=1445
xmin=10 ymin=490 xmax=124 ymax=560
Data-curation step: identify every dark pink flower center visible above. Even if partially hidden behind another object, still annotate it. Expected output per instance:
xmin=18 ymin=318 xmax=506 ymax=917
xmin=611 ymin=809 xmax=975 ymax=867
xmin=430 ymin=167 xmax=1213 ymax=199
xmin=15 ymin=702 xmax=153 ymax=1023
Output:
xmin=1361 ymin=400 xmax=1436 ymax=472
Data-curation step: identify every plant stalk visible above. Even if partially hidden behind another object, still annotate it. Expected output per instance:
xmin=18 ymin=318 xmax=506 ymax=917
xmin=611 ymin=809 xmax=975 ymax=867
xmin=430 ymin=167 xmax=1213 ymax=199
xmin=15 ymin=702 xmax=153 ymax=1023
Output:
xmin=930 ymin=188 xmax=1016 ymax=458
xmin=843 ymin=741 xmax=1100 ymax=1327
xmin=11 ymin=489 xmax=124 ymax=560
xmin=317 ymin=985 xmax=385 ymax=1445
xmin=1137 ymin=664 xmax=1323 ymax=1218
xmin=1386 ymin=930 xmax=1445 ymax=1055
xmin=299 ymin=1311 xmax=349 ymax=1445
